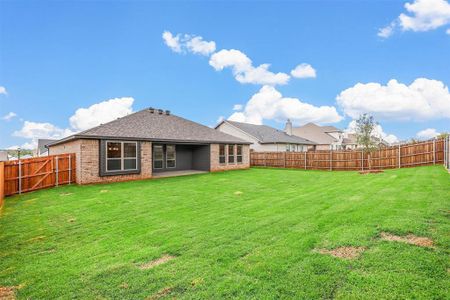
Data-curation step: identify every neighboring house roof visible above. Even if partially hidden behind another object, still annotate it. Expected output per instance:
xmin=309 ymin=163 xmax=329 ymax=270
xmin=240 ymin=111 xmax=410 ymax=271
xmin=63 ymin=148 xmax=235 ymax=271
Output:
xmin=217 ymin=120 xmax=316 ymax=145
xmin=292 ymin=123 xmax=340 ymax=144
xmin=37 ymin=139 xmax=57 ymax=154
xmin=49 ymin=108 xmax=249 ymax=147
xmin=343 ymin=133 xmax=357 ymax=145
xmin=0 ymin=151 xmax=8 ymax=161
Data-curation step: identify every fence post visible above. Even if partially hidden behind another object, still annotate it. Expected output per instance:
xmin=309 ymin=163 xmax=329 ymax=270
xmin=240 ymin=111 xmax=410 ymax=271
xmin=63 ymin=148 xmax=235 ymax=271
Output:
xmin=68 ymin=154 xmax=72 ymax=184
xmin=264 ymin=152 xmax=267 ymax=167
xmin=284 ymin=152 xmax=286 ymax=168
xmin=361 ymin=150 xmax=363 ymax=171
xmin=433 ymin=139 xmax=436 ymax=165
xmin=0 ymin=162 xmax=4 ymax=208
xmin=18 ymin=160 xmax=22 ymax=194
xmin=55 ymin=156 xmax=59 ymax=187
xmin=330 ymin=150 xmax=333 ymax=171
xmin=398 ymin=144 xmax=401 ymax=168
xmin=304 ymin=151 xmax=307 ymax=170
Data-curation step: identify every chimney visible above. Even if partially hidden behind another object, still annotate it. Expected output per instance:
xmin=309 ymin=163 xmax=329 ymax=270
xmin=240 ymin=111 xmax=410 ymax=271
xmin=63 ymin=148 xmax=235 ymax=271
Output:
xmin=284 ymin=119 xmax=293 ymax=136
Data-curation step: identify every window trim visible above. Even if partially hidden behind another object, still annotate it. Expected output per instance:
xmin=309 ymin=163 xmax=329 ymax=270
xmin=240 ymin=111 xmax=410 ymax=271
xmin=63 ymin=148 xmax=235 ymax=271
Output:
xmin=166 ymin=144 xmax=176 ymax=169
xmin=153 ymin=145 xmax=164 ymax=169
xmin=100 ymin=140 xmax=141 ymax=177
xmin=105 ymin=140 xmax=138 ymax=172
xmin=219 ymin=144 xmax=226 ymax=165
xmin=228 ymin=144 xmax=235 ymax=164
xmin=236 ymin=144 xmax=243 ymax=164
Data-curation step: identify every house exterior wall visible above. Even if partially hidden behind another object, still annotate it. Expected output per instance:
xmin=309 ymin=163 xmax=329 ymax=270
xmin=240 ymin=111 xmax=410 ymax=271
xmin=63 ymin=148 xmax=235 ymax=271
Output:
xmin=210 ymin=144 xmax=250 ymax=172
xmin=49 ymin=139 xmax=152 ymax=184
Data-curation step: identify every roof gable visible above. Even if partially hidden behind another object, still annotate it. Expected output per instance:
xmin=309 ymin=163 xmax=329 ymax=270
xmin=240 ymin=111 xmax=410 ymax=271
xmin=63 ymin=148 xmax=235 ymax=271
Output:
xmin=50 ymin=109 xmax=249 ymax=146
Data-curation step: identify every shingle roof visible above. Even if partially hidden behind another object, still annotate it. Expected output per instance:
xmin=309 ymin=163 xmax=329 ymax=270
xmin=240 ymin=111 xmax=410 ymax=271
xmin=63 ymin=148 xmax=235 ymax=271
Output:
xmin=223 ymin=121 xmax=316 ymax=145
xmin=49 ymin=109 xmax=250 ymax=146
xmin=292 ymin=123 xmax=340 ymax=144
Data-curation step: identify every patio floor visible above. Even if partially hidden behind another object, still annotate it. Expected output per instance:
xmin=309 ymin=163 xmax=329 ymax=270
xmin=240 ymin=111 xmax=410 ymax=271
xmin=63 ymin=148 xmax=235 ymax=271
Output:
xmin=152 ymin=170 xmax=208 ymax=178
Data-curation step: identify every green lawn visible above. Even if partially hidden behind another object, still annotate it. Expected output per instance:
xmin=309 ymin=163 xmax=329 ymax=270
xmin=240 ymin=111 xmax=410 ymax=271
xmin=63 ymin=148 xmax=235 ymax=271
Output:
xmin=1 ymin=166 xmax=449 ymax=299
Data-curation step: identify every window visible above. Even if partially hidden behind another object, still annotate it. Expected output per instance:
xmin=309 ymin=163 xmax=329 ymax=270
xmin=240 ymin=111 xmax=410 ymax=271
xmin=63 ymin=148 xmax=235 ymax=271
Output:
xmin=219 ymin=145 xmax=226 ymax=164
xmin=153 ymin=145 xmax=164 ymax=169
xmin=106 ymin=141 xmax=138 ymax=172
xmin=237 ymin=145 xmax=243 ymax=163
xmin=228 ymin=145 xmax=235 ymax=163
xmin=286 ymin=144 xmax=290 ymax=152
xmin=166 ymin=145 xmax=176 ymax=168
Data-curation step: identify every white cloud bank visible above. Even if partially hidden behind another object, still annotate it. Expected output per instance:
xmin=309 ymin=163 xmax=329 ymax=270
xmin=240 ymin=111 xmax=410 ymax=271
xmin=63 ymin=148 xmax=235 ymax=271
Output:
xmin=0 ymin=86 xmax=7 ymax=95
xmin=162 ymin=31 xmax=216 ymax=56
xmin=378 ymin=0 xmax=450 ymax=38
xmin=416 ymin=128 xmax=440 ymax=139
xmin=69 ymin=97 xmax=134 ymax=131
xmin=227 ymin=85 xmax=342 ymax=125
xmin=12 ymin=97 xmax=135 ymax=149
xmin=290 ymin=63 xmax=317 ymax=78
xmin=2 ymin=112 xmax=17 ymax=121
xmin=209 ymin=49 xmax=290 ymax=85
xmin=337 ymin=78 xmax=450 ymax=121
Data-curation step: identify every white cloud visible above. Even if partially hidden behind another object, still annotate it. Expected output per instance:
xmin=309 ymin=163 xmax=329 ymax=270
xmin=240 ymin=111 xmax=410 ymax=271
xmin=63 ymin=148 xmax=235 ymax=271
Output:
xmin=162 ymin=31 xmax=182 ymax=53
xmin=186 ymin=36 xmax=216 ymax=56
xmin=233 ymin=104 xmax=243 ymax=111
xmin=11 ymin=97 xmax=135 ymax=150
xmin=13 ymin=121 xmax=74 ymax=149
xmin=346 ymin=120 xmax=399 ymax=144
xmin=337 ymin=78 xmax=450 ymax=121
xmin=209 ymin=49 xmax=289 ymax=85
xmin=69 ymin=97 xmax=134 ymax=131
xmin=379 ymin=0 xmax=450 ymax=37
xmin=163 ymin=31 xmax=216 ymax=56
xmin=447 ymin=28 xmax=450 ymax=34
xmin=0 ymin=86 xmax=7 ymax=95
xmin=378 ymin=22 xmax=396 ymax=38
xmin=2 ymin=112 xmax=17 ymax=121
xmin=416 ymin=128 xmax=440 ymax=139
xmin=227 ymin=85 xmax=342 ymax=125
xmin=290 ymin=63 xmax=317 ymax=78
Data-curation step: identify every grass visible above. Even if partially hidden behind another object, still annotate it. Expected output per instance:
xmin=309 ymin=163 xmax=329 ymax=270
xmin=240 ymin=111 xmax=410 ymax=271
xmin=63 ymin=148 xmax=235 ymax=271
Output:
xmin=0 ymin=166 xmax=449 ymax=299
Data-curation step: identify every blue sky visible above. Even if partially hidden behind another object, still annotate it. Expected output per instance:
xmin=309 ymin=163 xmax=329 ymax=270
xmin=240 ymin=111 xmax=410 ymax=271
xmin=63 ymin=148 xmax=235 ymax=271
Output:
xmin=1 ymin=0 xmax=449 ymax=149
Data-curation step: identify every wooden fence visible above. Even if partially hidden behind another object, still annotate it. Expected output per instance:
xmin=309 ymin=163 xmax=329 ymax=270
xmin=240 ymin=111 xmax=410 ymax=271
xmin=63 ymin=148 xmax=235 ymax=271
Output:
xmin=0 ymin=154 xmax=76 ymax=202
xmin=251 ymin=139 xmax=445 ymax=171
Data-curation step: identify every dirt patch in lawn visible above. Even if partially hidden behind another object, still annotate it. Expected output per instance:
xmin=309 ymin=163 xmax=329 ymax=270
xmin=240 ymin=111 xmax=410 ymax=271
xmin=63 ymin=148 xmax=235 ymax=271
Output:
xmin=99 ymin=190 xmax=109 ymax=193
xmin=234 ymin=191 xmax=243 ymax=196
xmin=316 ymin=246 xmax=366 ymax=259
xmin=380 ymin=232 xmax=434 ymax=248
xmin=60 ymin=193 xmax=73 ymax=196
xmin=359 ymin=170 xmax=384 ymax=175
xmin=146 ymin=287 xmax=172 ymax=300
xmin=139 ymin=254 xmax=175 ymax=270
xmin=0 ymin=285 xmax=22 ymax=300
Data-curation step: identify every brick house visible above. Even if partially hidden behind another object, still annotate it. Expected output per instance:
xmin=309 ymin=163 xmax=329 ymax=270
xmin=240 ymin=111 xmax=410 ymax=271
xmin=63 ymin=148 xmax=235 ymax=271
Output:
xmin=47 ymin=108 xmax=250 ymax=184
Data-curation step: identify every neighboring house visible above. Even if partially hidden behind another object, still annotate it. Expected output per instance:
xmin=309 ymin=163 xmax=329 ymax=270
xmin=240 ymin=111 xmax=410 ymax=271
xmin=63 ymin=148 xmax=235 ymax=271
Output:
xmin=47 ymin=108 xmax=250 ymax=184
xmin=37 ymin=139 xmax=57 ymax=156
xmin=293 ymin=123 xmax=390 ymax=150
xmin=0 ymin=151 xmax=8 ymax=162
xmin=215 ymin=119 xmax=316 ymax=152
xmin=292 ymin=123 xmax=346 ymax=150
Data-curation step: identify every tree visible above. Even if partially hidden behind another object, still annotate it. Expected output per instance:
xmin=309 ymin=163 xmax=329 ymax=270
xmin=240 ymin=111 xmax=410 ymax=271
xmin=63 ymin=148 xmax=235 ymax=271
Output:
xmin=355 ymin=114 xmax=378 ymax=170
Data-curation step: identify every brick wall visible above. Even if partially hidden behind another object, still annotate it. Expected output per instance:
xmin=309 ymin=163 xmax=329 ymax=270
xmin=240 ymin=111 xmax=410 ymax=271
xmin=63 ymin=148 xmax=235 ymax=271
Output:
xmin=210 ymin=144 xmax=250 ymax=172
xmin=50 ymin=139 xmax=152 ymax=184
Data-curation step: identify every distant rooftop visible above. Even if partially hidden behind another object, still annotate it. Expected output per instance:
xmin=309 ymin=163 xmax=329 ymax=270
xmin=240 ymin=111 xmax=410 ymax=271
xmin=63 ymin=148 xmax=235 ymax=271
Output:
xmin=221 ymin=120 xmax=316 ymax=145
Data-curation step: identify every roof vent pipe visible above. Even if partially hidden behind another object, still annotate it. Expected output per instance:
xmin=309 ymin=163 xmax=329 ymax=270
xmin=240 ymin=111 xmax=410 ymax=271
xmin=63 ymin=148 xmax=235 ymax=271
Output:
xmin=158 ymin=109 xmax=163 ymax=114
xmin=284 ymin=119 xmax=293 ymax=136
xmin=165 ymin=110 xmax=170 ymax=115
xmin=149 ymin=107 xmax=155 ymax=113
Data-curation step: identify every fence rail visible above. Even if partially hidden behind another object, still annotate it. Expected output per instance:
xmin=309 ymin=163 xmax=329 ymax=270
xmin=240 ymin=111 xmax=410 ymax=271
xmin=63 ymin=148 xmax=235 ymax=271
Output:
xmin=251 ymin=139 xmax=445 ymax=171
xmin=1 ymin=153 xmax=76 ymax=198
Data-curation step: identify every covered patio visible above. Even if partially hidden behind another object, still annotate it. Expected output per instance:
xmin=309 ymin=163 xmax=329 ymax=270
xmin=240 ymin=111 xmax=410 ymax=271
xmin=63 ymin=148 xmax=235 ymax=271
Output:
xmin=152 ymin=169 xmax=208 ymax=178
